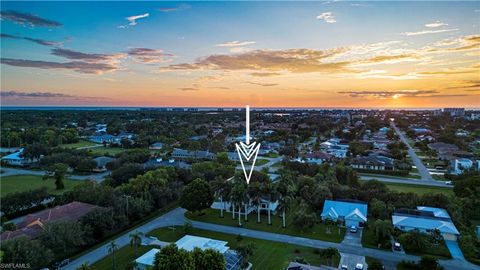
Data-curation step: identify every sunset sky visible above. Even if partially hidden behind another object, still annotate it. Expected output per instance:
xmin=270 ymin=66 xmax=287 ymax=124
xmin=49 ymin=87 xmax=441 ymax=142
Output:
xmin=1 ymin=1 xmax=479 ymax=108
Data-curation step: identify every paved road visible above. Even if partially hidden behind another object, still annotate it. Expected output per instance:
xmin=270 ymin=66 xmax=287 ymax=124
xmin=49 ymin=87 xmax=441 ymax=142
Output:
xmin=0 ymin=167 xmax=110 ymax=182
xmin=63 ymin=208 xmax=479 ymax=270
xmin=390 ymin=122 xmax=433 ymax=181
xmin=235 ymin=155 xmax=283 ymax=172
xmin=359 ymin=174 xmax=452 ymax=188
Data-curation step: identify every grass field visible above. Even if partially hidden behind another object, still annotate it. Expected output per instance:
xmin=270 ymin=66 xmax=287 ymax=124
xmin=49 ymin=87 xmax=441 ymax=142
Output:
xmin=91 ymin=227 xmax=340 ymax=270
xmin=60 ymin=140 xmax=100 ymax=149
xmin=86 ymin=146 xmax=133 ymax=156
xmin=0 ymin=175 xmax=81 ymax=197
xmin=186 ymin=206 xmax=345 ymax=243
xmin=382 ymin=182 xmax=453 ymax=196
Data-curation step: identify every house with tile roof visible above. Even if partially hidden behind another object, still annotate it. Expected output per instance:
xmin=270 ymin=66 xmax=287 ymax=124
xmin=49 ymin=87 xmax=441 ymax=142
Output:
xmin=1 ymin=201 xmax=99 ymax=241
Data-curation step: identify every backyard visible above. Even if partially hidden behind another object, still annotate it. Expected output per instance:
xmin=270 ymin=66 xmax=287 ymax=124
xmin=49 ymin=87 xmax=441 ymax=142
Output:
xmin=186 ymin=205 xmax=346 ymax=243
xmin=91 ymin=227 xmax=340 ymax=270
xmin=0 ymin=175 xmax=81 ymax=197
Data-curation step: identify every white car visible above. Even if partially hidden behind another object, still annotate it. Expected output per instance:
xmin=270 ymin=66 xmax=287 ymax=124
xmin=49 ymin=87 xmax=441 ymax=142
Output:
xmin=341 ymin=265 xmax=348 ymax=270
xmin=445 ymin=181 xmax=453 ymax=185
xmin=350 ymin=225 xmax=358 ymax=233
xmin=355 ymin=263 xmax=364 ymax=270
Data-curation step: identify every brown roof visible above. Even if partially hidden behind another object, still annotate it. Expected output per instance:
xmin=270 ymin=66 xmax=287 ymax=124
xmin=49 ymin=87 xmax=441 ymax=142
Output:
xmin=2 ymin=201 xmax=98 ymax=241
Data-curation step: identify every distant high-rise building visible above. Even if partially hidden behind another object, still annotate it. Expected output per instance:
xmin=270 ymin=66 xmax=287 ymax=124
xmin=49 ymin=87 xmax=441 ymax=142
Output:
xmin=443 ymin=108 xmax=465 ymax=117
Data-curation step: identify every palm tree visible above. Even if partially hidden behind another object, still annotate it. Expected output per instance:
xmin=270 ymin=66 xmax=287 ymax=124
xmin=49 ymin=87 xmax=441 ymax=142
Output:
xmin=231 ymin=179 xmax=247 ymax=227
xmin=107 ymin=240 xmax=118 ymax=270
xmin=266 ymin=183 xmax=279 ymax=225
xmin=248 ymin=182 xmax=263 ymax=223
xmin=129 ymin=231 xmax=143 ymax=256
xmin=276 ymin=174 xmax=296 ymax=228
xmin=211 ymin=177 xmax=229 ymax=218
xmin=76 ymin=262 xmax=92 ymax=270
xmin=320 ymin=247 xmax=338 ymax=266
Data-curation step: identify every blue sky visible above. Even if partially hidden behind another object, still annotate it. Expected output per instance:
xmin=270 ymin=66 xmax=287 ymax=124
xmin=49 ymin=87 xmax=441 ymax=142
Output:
xmin=1 ymin=1 xmax=479 ymax=107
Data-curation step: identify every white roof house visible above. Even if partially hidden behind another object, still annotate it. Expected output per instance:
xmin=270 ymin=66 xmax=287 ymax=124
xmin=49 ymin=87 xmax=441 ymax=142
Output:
xmin=135 ymin=248 xmax=160 ymax=270
xmin=176 ymin=235 xmax=230 ymax=254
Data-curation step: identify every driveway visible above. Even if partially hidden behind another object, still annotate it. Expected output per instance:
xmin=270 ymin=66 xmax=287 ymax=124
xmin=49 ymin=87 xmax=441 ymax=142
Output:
xmin=342 ymin=228 xmax=362 ymax=247
xmin=339 ymin=253 xmax=366 ymax=270
xmin=445 ymin=240 xmax=465 ymax=260
xmin=390 ymin=122 xmax=433 ymax=181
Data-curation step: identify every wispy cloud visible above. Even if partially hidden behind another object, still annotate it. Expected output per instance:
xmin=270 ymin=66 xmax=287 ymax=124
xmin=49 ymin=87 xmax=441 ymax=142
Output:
xmin=0 ymin=10 xmax=62 ymax=27
xmin=0 ymin=90 xmax=117 ymax=106
xmin=127 ymin=48 xmax=175 ymax=63
xmin=119 ymin=13 xmax=149 ymax=28
xmin=316 ymin=12 xmax=336 ymax=23
xmin=245 ymin=81 xmax=278 ymax=87
xmin=0 ymin=58 xmax=119 ymax=74
xmin=338 ymin=89 xmax=470 ymax=99
xmin=216 ymin=41 xmax=256 ymax=47
xmin=425 ymin=21 xmax=448 ymax=28
xmin=1 ymin=90 xmax=73 ymax=98
xmin=158 ymin=4 xmax=190 ymax=12
xmin=250 ymin=72 xmax=281 ymax=77
xmin=401 ymin=28 xmax=458 ymax=36
xmin=1 ymin=33 xmax=63 ymax=47
xmin=51 ymin=48 xmax=125 ymax=63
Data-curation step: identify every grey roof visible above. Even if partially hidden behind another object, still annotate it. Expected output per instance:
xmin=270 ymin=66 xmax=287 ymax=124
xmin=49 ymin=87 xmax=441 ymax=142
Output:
xmin=93 ymin=156 xmax=115 ymax=167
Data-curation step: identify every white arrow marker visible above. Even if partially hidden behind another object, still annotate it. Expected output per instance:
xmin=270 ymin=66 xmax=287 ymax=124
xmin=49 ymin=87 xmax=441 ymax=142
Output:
xmin=235 ymin=105 xmax=261 ymax=184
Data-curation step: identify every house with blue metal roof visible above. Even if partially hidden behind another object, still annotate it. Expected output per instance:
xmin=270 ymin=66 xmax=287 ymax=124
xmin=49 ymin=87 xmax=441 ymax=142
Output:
xmin=320 ymin=199 xmax=368 ymax=227
xmin=392 ymin=206 xmax=460 ymax=241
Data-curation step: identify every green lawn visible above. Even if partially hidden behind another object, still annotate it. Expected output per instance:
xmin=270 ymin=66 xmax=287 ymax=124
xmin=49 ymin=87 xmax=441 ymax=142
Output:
xmin=87 ymin=146 xmax=132 ymax=156
xmin=382 ymin=182 xmax=453 ymax=196
xmin=403 ymin=241 xmax=451 ymax=259
xmin=0 ymin=175 xmax=81 ymax=197
xmin=91 ymin=227 xmax=340 ymax=270
xmin=60 ymin=140 xmax=100 ymax=149
xmin=186 ymin=207 xmax=345 ymax=243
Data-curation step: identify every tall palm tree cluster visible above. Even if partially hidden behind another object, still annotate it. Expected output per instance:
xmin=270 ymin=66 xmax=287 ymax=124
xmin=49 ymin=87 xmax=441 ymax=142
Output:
xmin=210 ymin=171 xmax=297 ymax=228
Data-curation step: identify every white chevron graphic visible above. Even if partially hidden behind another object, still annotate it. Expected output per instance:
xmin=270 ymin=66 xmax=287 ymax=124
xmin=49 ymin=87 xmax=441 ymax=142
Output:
xmin=235 ymin=105 xmax=260 ymax=184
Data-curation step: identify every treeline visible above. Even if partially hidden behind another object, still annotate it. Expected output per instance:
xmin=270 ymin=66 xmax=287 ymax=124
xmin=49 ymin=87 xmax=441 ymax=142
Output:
xmin=1 ymin=166 xmax=184 ymax=269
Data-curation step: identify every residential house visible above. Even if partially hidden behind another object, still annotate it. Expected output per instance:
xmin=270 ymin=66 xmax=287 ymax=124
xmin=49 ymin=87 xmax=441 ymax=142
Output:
xmin=1 ymin=148 xmax=38 ymax=167
xmin=320 ymin=138 xmax=349 ymax=158
xmin=320 ymin=199 xmax=368 ymax=227
xmin=134 ymin=235 xmax=242 ymax=270
xmin=93 ymin=156 xmax=115 ymax=172
xmin=298 ymin=152 xmax=333 ymax=165
xmin=1 ymin=201 xmax=99 ymax=241
xmin=171 ymin=148 xmax=215 ymax=160
xmin=350 ymin=154 xmax=395 ymax=171
xmin=392 ymin=206 xmax=460 ymax=241
xmin=143 ymin=158 xmax=191 ymax=170
xmin=149 ymin=142 xmax=164 ymax=150
xmin=452 ymin=158 xmax=479 ymax=175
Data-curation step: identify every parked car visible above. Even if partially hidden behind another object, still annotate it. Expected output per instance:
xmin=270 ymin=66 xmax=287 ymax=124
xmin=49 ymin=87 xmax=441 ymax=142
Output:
xmin=341 ymin=265 xmax=348 ymax=270
xmin=355 ymin=263 xmax=364 ymax=270
xmin=350 ymin=225 xmax=358 ymax=233
xmin=394 ymin=242 xmax=402 ymax=251
xmin=445 ymin=181 xmax=453 ymax=185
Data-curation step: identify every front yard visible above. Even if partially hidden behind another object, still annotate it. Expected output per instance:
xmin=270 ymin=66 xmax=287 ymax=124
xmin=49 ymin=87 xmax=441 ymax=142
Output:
xmin=186 ymin=207 xmax=346 ymax=243
xmin=0 ymin=175 xmax=81 ymax=197
xmin=91 ymin=227 xmax=340 ymax=270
